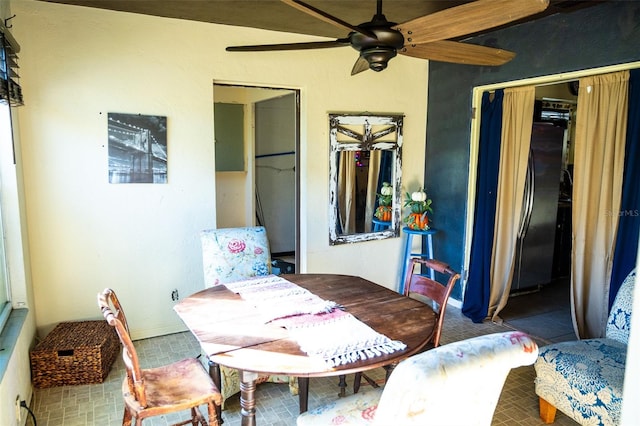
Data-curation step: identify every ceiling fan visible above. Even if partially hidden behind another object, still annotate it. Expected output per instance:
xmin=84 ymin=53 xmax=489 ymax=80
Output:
xmin=226 ymin=0 xmax=550 ymax=75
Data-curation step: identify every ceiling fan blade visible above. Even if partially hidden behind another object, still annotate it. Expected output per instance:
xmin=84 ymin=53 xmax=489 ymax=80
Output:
xmin=227 ymin=39 xmax=350 ymax=52
xmin=399 ymin=40 xmax=516 ymax=66
xmin=351 ymin=56 xmax=370 ymax=76
xmin=281 ymin=0 xmax=377 ymax=39
xmin=395 ymin=0 xmax=549 ymax=45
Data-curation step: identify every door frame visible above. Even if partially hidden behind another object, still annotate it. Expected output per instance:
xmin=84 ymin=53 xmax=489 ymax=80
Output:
xmin=213 ymin=82 xmax=301 ymax=272
xmin=463 ymin=61 xmax=640 ymax=300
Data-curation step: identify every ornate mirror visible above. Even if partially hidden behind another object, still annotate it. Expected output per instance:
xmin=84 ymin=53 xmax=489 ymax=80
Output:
xmin=329 ymin=113 xmax=403 ymax=245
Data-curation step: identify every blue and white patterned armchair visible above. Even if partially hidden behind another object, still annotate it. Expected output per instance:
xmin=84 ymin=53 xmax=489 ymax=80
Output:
xmin=297 ymin=331 xmax=538 ymax=426
xmin=534 ymin=269 xmax=635 ymax=425
xmin=200 ymin=226 xmax=298 ymax=406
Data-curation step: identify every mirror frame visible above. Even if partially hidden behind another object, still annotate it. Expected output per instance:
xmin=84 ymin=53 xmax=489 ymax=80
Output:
xmin=328 ymin=113 xmax=403 ymax=245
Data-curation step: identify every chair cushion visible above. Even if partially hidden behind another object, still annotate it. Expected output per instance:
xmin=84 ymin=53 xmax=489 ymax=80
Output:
xmin=534 ymin=338 xmax=627 ymax=425
xmin=297 ymin=388 xmax=383 ymax=425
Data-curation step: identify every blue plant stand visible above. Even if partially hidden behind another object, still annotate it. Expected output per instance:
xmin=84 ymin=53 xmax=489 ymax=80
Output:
xmin=372 ymin=217 xmax=391 ymax=232
xmin=399 ymin=226 xmax=437 ymax=294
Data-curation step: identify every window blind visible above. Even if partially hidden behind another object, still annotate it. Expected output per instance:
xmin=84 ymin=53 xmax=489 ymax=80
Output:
xmin=0 ymin=27 xmax=22 ymax=106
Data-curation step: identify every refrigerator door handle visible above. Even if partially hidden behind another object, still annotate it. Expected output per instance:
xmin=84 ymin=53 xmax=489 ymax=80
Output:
xmin=518 ymin=151 xmax=535 ymax=239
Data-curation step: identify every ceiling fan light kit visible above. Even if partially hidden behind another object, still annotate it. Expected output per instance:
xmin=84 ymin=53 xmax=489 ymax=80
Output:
xmin=226 ymin=0 xmax=550 ymax=75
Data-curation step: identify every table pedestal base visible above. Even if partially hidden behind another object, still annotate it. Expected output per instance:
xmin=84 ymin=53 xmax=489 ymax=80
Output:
xmin=240 ymin=371 xmax=259 ymax=426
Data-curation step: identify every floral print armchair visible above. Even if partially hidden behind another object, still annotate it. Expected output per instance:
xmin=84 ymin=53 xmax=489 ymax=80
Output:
xmin=535 ymin=269 xmax=635 ymax=425
xmin=200 ymin=227 xmax=298 ymax=406
xmin=201 ymin=226 xmax=272 ymax=288
xmin=297 ymin=331 xmax=538 ymax=426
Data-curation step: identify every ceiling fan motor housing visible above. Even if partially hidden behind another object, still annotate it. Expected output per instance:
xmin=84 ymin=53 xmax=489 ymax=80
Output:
xmin=350 ymin=15 xmax=404 ymax=72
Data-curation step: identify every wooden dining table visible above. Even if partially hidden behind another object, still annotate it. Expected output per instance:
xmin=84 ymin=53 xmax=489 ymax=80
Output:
xmin=174 ymin=273 xmax=436 ymax=426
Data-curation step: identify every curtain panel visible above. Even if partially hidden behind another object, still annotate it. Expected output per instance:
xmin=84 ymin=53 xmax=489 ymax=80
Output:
xmin=337 ymin=151 xmax=357 ymax=234
xmin=462 ymin=90 xmax=504 ymax=323
xmin=488 ymin=86 xmax=536 ymax=322
xmin=572 ymin=70 xmax=629 ymax=338
xmin=610 ymin=68 xmax=640 ymax=310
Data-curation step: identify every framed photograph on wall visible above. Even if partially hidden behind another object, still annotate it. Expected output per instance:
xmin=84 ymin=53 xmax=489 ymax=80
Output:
xmin=108 ymin=112 xmax=167 ymax=183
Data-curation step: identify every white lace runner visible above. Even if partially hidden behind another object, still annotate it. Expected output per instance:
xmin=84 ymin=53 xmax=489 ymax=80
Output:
xmin=225 ymin=275 xmax=407 ymax=367
xmin=224 ymin=275 xmax=339 ymax=322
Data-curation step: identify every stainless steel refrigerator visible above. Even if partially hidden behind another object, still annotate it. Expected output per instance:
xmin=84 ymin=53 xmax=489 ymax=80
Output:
xmin=511 ymin=122 xmax=565 ymax=292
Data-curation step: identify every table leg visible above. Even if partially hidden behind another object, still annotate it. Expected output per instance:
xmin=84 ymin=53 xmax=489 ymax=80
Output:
xmin=338 ymin=374 xmax=347 ymax=397
xmin=240 ymin=370 xmax=259 ymax=426
xmin=208 ymin=359 xmax=223 ymax=425
xmin=298 ymin=377 xmax=309 ymax=413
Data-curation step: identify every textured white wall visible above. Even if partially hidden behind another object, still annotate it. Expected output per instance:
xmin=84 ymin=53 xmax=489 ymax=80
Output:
xmin=13 ymin=0 xmax=427 ymax=339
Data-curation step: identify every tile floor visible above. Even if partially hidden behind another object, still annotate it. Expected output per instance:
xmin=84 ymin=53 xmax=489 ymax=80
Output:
xmin=30 ymin=285 xmax=578 ymax=426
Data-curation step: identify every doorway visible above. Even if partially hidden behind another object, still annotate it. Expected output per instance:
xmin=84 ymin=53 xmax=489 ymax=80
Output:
xmin=464 ymin=78 xmax=580 ymax=339
xmin=502 ymin=83 xmax=576 ymax=341
xmin=464 ymin=63 xmax=637 ymax=339
xmin=213 ymin=83 xmax=300 ymax=273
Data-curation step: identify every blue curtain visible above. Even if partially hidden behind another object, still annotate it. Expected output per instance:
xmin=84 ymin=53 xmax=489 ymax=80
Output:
xmin=377 ymin=150 xmax=393 ymax=190
xmin=462 ymin=90 xmax=504 ymax=323
xmin=609 ymin=68 xmax=640 ymax=309
xmin=374 ymin=150 xmax=394 ymax=207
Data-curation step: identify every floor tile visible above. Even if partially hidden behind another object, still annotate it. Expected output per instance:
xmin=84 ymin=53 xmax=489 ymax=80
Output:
xmin=31 ymin=290 xmax=578 ymax=425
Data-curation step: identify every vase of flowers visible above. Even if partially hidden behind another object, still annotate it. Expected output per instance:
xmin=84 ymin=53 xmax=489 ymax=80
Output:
xmin=404 ymin=188 xmax=433 ymax=230
xmin=374 ymin=182 xmax=393 ymax=222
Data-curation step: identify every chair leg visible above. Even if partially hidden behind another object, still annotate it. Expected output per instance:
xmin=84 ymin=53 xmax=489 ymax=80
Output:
xmin=384 ymin=363 xmax=396 ymax=381
xmin=190 ymin=407 xmax=199 ymax=426
xmin=207 ymin=402 xmax=220 ymax=426
xmin=354 ymin=372 xmax=380 ymax=394
xmin=353 ymin=372 xmax=362 ymax=393
xmin=298 ymin=377 xmax=309 ymax=413
xmin=123 ymin=407 xmax=133 ymax=426
xmin=539 ymin=397 xmax=557 ymax=424
xmin=208 ymin=359 xmax=223 ymax=425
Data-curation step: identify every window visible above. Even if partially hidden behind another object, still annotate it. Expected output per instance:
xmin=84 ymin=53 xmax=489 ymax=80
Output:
xmin=0 ymin=31 xmax=23 ymax=106
xmin=0 ymin=103 xmax=10 ymax=332
xmin=0 ymin=26 xmax=21 ymax=331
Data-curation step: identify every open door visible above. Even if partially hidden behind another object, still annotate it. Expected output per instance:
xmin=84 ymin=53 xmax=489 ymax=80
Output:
xmin=213 ymin=83 xmax=300 ymax=273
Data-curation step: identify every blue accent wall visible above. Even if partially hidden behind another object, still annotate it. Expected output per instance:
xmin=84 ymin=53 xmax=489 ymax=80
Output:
xmin=426 ymin=2 xmax=640 ymax=301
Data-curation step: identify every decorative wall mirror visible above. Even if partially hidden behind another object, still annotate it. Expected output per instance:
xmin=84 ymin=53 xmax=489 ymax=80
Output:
xmin=329 ymin=113 xmax=403 ymax=245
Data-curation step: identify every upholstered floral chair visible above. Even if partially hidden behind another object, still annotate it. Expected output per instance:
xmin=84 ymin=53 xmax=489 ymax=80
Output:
xmin=535 ymin=269 xmax=635 ymax=425
xmin=200 ymin=226 xmax=298 ymax=406
xmin=297 ymin=331 xmax=538 ymax=426
xmin=201 ymin=226 xmax=272 ymax=288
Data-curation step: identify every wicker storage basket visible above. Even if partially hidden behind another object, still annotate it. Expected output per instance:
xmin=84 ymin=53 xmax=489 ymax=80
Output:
xmin=30 ymin=320 xmax=120 ymax=388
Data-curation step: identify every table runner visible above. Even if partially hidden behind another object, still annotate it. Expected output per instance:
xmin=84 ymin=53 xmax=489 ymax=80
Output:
xmin=224 ymin=275 xmax=340 ymax=322
xmin=224 ymin=275 xmax=407 ymax=367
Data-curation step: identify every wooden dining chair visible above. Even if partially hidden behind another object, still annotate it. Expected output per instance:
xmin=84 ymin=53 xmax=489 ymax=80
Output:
xmin=353 ymin=258 xmax=460 ymax=393
xmin=98 ymin=288 xmax=222 ymax=426
xmin=403 ymin=258 xmax=461 ymax=348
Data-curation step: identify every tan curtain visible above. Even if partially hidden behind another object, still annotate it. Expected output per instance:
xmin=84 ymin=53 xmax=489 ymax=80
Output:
xmin=338 ymin=151 xmax=356 ymax=234
xmin=365 ymin=150 xmax=381 ymax=231
xmin=572 ymin=70 xmax=629 ymax=338
xmin=488 ymin=86 xmax=536 ymax=322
